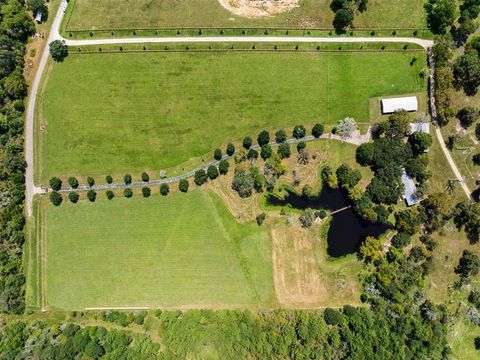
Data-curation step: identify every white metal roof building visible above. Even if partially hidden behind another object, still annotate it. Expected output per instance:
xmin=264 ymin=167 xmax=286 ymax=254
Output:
xmin=35 ymin=11 xmax=43 ymax=23
xmin=381 ymin=96 xmax=418 ymax=114
xmin=410 ymin=122 xmax=430 ymax=134
xmin=401 ymin=169 xmax=421 ymax=206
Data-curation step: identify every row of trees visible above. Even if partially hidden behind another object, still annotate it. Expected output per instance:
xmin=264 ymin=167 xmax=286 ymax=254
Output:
xmin=0 ymin=0 xmax=36 ymax=314
xmin=50 ymin=171 xmax=167 ymax=191
xmin=49 ymin=182 xmax=176 ymax=205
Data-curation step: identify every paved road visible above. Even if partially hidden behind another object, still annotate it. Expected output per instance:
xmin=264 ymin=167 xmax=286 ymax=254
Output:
xmin=63 ymin=36 xmax=433 ymax=48
xmin=25 ymin=0 xmax=461 ymax=214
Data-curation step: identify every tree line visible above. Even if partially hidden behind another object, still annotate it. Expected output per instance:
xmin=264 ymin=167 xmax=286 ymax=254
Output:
xmin=0 ymin=0 xmax=36 ymax=314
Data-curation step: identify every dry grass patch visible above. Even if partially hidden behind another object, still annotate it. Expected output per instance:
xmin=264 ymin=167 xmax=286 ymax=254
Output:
xmin=271 ymin=220 xmax=362 ymax=308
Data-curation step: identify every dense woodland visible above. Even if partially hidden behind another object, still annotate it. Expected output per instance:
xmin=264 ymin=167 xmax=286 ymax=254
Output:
xmin=0 ymin=0 xmax=34 ymax=314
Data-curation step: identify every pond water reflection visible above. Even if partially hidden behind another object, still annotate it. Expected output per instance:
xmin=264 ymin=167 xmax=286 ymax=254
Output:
xmin=266 ymin=187 xmax=390 ymax=257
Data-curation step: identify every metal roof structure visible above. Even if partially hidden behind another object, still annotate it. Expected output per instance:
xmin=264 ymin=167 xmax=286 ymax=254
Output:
xmin=410 ymin=122 xmax=430 ymax=134
xmin=401 ymin=169 xmax=421 ymax=206
xmin=381 ymin=96 xmax=418 ymax=114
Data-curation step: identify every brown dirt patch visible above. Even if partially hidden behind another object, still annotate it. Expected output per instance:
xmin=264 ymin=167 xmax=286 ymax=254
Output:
xmin=218 ymin=0 xmax=299 ymax=18
xmin=271 ymin=221 xmax=362 ymax=308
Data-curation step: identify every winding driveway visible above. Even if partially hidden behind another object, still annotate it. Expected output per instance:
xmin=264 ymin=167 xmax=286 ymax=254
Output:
xmin=27 ymin=0 xmax=472 ymax=214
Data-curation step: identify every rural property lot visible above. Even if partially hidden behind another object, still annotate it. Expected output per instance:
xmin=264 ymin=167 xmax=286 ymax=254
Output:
xmin=37 ymin=50 xmax=426 ymax=180
xmin=64 ymin=0 xmax=427 ymax=31
xmin=43 ymin=190 xmax=274 ymax=309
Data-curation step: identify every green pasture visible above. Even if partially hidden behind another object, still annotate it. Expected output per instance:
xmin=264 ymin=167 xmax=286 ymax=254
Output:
xmin=44 ymin=190 xmax=274 ymax=309
xmin=37 ymin=49 xmax=426 ymax=180
xmin=63 ymin=0 xmax=426 ymax=32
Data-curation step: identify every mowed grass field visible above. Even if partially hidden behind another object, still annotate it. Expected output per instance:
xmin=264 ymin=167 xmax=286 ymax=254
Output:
xmin=38 ymin=50 xmax=426 ymax=179
xmin=44 ymin=190 xmax=274 ymax=309
xmin=64 ymin=0 xmax=426 ymax=30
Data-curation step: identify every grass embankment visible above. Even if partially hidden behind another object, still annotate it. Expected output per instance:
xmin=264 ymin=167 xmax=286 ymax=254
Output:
xmin=36 ymin=50 xmax=426 ymax=182
xmin=42 ymin=190 xmax=274 ymax=310
xmin=61 ymin=0 xmax=428 ymax=39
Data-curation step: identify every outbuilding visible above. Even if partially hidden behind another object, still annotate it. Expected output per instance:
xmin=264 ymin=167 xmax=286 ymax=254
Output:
xmin=381 ymin=96 xmax=418 ymax=114
xmin=401 ymin=169 xmax=421 ymax=206
xmin=409 ymin=122 xmax=430 ymax=134
xmin=35 ymin=11 xmax=43 ymax=23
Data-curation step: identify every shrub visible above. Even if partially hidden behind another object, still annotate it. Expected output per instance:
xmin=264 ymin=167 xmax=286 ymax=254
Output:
xmin=256 ymin=213 xmax=266 ymax=225
xmin=49 ymin=177 xmax=62 ymax=191
xmin=469 ymin=290 xmax=480 ymax=309
xmin=275 ymin=129 xmax=287 ymax=143
xmin=302 ymin=185 xmax=313 ymax=198
xmin=312 ymin=123 xmax=324 ymax=138
xmin=297 ymin=141 xmax=306 ymax=152
xmin=299 ymin=208 xmax=315 ymax=228
xmin=260 ymin=144 xmax=273 ymax=160
xmin=293 ymin=125 xmax=306 ymax=139
xmin=87 ymin=190 xmax=96 ymax=202
xmin=257 ymin=130 xmax=270 ymax=146
xmin=455 ymin=250 xmax=480 ymax=279
xmin=219 ymin=160 xmax=229 ymax=174
xmin=231 ymin=168 xmax=255 ymax=198
xmin=124 ymin=188 xmax=133 ymax=198
xmin=68 ymin=191 xmax=79 ymax=203
xmin=324 ymin=308 xmax=343 ymax=325
xmin=337 ymin=117 xmax=357 ymax=138
xmin=194 ymin=169 xmax=208 ymax=186
xmin=207 ymin=165 xmax=219 ymax=179
xmin=68 ymin=177 xmax=79 ymax=188
xmin=474 ymin=336 xmax=480 ymax=350
xmin=247 ymin=149 xmax=259 ymax=160
xmin=141 ymin=172 xmax=149 ymax=182
xmin=316 ymin=209 xmax=327 ymax=219
xmin=124 ymin=174 xmax=132 ymax=185
xmin=243 ymin=136 xmax=252 ymax=149
xmin=179 ymin=179 xmax=189 ymax=192
xmin=473 ymin=153 xmax=480 ymax=166
xmin=49 ymin=191 xmax=62 ymax=206
xmin=457 ymin=107 xmax=478 ymax=128
xmin=214 ymin=148 xmax=222 ymax=160
xmin=106 ymin=175 xmax=113 ymax=184
xmin=106 ymin=190 xmax=114 ymax=200
xmin=476 ymin=124 xmax=480 ymax=141
xmin=226 ymin=143 xmax=235 ymax=156
xmin=277 ymin=143 xmax=291 ymax=159
xmin=391 ymin=232 xmax=412 ymax=248
xmin=160 ymin=183 xmax=169 ymax=195
xmin=87 ymin=177 xmax=95 ymax=187
xmin=142 ymin=186 xmax=151 ymax=197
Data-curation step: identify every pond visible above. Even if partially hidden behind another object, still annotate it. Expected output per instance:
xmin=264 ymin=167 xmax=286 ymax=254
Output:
xmin=266 ymin=187 xmax=390 ymax=258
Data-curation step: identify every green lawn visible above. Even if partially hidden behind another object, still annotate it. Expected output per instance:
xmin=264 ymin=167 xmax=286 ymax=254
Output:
xmin=64 ymin=0 xmax=426 ymax=31
xmin=37 ymin=50 xmax=426 ymax=180
xmin=44 ymin=190 xmax=274 ymax=309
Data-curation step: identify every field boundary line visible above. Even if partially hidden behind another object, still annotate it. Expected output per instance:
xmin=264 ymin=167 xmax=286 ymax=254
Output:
xmin=68 ymin=48 xmax=426 ymax=56
xmin=85 ymin=307 xmax=150 ymax=310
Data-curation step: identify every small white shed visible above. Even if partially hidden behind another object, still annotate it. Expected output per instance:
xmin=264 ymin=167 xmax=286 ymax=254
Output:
xmin=381 ymin=96 xmax=418 ymax=114
xmin=35 ymin=11 xmax=43 ymax=23
xmin=410 ymin=122 xmax=430 ymax=134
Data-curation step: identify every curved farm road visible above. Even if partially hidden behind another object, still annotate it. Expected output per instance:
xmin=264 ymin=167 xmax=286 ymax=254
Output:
xmin=27 ymin=1 xmax=472 ymax=215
